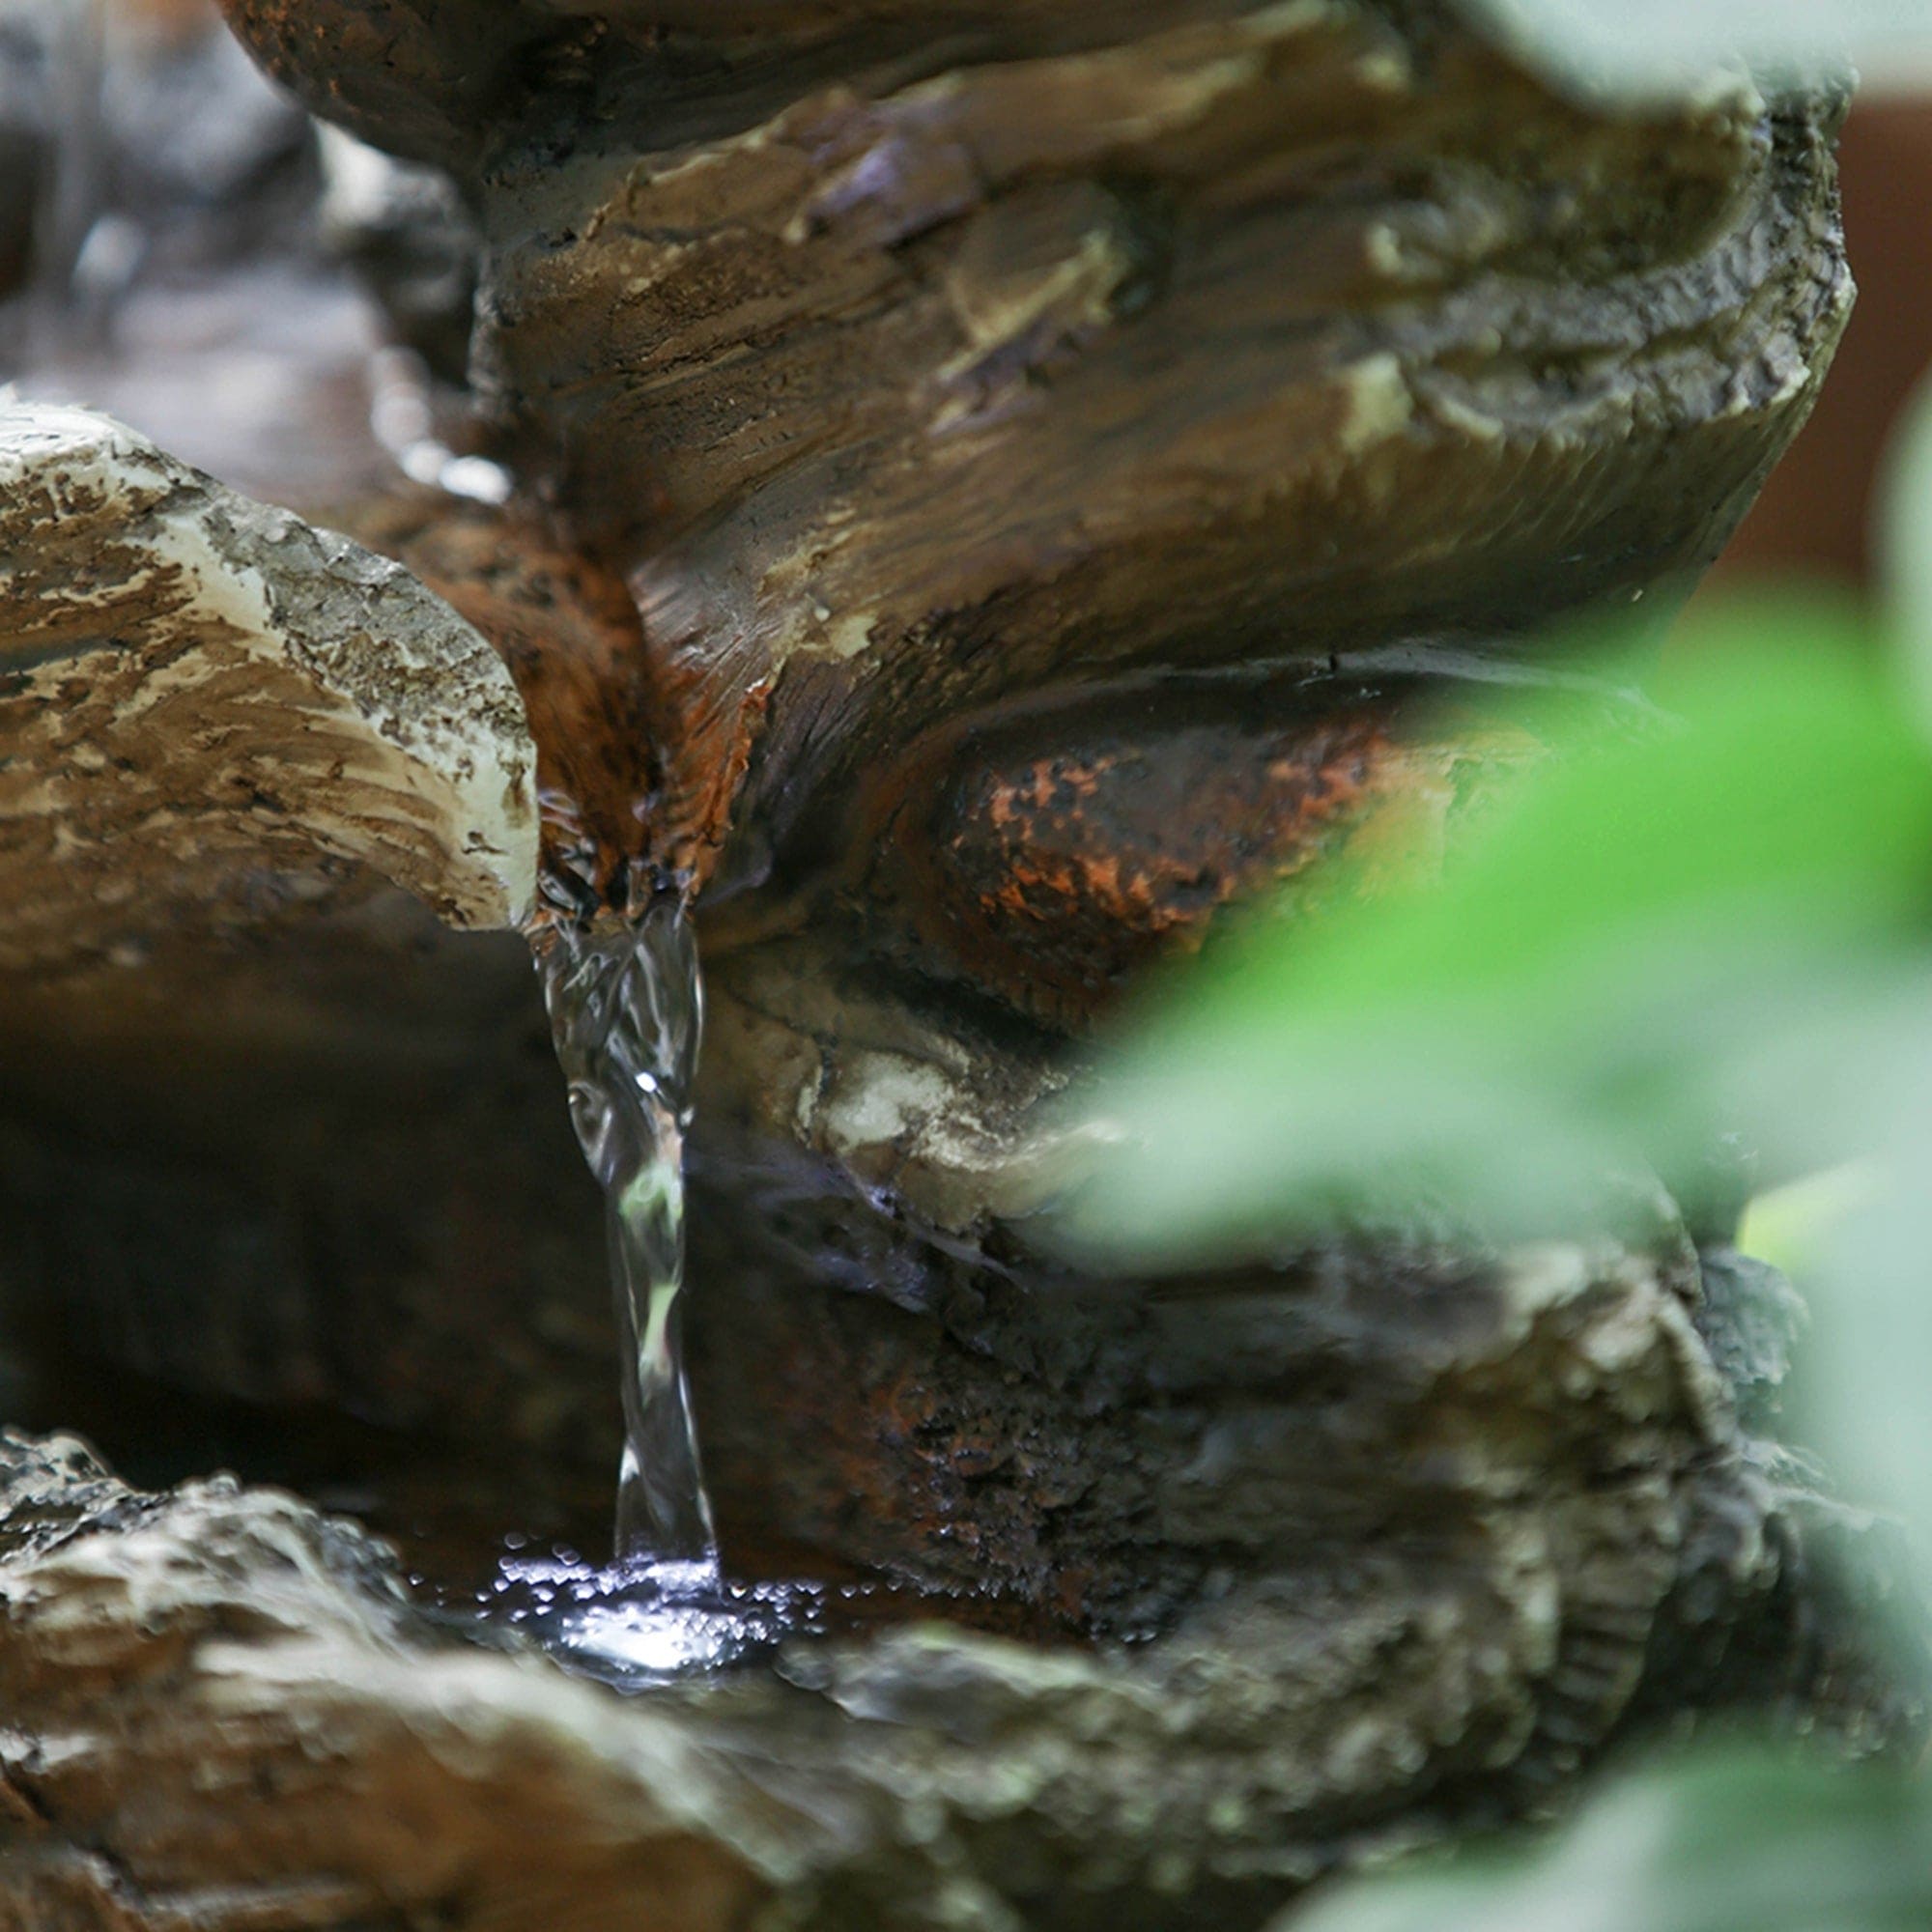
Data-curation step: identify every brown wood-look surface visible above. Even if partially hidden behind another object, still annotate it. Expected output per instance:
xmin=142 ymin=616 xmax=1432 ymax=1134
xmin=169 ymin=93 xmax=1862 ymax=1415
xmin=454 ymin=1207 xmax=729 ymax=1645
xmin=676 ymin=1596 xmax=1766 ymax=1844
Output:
xmin=0 ymin=9 xmax=1908 ymax=1931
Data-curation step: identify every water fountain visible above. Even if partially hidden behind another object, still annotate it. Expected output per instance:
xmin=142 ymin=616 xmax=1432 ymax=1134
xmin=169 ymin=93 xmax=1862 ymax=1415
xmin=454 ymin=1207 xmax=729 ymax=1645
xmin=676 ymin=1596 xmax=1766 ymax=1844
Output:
xmin=493 ymin=894 xmax=827 ymax=1686
xmin=0 ymin=2 xmax=1907 ymax=1924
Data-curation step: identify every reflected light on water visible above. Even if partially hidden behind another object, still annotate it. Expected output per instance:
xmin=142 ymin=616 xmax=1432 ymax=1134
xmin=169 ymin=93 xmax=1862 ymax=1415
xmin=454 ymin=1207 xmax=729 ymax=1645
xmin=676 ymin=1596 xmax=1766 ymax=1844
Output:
xmin=486 ymin=1551 xmax=831 ymax=1690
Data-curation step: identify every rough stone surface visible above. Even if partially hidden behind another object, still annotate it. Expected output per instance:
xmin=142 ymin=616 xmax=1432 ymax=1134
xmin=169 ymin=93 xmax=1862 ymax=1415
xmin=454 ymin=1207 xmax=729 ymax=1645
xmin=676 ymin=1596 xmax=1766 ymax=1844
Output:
xmin=0 ymin=1360 xmax=1912 ymax=1932
xmin=472 ymin=0 xmax=1850 ymax=924
xmin=0 ymin=1433 xmax=787 ymax=1932
xmin=0 ymin=398 xmax=539 ymax=964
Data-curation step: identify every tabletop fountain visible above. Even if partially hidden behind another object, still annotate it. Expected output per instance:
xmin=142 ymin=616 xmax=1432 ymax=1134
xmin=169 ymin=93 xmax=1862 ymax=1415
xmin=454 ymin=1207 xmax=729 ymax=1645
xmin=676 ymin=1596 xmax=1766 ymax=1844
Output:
xmin=0 ymin=2 xmax=1916 ymax=1927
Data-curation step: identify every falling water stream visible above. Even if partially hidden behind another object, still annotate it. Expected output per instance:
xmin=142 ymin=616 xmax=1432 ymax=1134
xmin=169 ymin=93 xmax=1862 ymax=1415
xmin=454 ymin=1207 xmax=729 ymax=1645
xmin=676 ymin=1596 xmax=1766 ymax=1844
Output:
xmin=541 ymin=899 xmax=713 ymax=1567
xmin=473 ymin=894 xmax=830 ymax=1688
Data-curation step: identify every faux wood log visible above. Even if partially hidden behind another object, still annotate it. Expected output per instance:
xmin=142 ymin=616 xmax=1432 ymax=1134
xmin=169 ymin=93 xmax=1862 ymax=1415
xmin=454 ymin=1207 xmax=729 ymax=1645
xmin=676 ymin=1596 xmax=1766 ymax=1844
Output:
xmin=0 ymin=398 xmax=540 ymax=965
xmin=222 ymin=0 xmax=1852 ymax=947
xmin=0 ymin=1322 xmax=1912 ymax=1932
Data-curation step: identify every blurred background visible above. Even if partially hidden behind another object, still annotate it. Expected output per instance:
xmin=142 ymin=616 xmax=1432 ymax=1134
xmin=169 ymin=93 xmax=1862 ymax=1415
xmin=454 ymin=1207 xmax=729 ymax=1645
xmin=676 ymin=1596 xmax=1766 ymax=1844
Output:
xmin=1717 ymin=98 xmax=1932 ymax=587
xmin=0 ymin=0 xmax=491 ymax=511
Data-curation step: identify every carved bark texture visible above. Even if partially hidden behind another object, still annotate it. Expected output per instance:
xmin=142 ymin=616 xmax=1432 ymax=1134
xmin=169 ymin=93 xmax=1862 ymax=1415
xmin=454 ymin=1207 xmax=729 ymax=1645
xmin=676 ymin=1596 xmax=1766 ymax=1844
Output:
xmin=0 ymin=399 xmax=539 ymax=966
xmin=223 ymin=0 xmax=1853 ymax=933
xmin=0 ymin=1368 xmax=1910 ymax=1932
xmin=498 ymin=4 xmax=1848 ymax=912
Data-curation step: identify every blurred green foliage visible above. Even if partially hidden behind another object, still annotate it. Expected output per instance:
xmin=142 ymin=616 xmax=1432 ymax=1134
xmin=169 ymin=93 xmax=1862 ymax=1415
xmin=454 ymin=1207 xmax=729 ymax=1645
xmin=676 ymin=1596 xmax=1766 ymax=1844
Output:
xmin=1064 ymin=607 xmax=1932 ymax=1265
xmin=1058 ymin=218 xmax=1932 ymax=1932
xmin=1463 ymin=0 xmax=1932 ymax=99
xmin=1288 ymin=1749 xmax=1932 ymax=1932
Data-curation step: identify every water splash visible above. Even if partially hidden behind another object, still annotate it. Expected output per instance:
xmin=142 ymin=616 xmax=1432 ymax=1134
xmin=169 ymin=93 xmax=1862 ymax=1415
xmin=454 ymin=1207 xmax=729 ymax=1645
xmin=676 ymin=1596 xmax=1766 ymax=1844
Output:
xmin=518 ymin=895 xmax=823 ymax=1687
xmin=537 ymin=895 xmax=715 ymax=1569
xmin=483 ymin=1551 xmax=829 ymax=1691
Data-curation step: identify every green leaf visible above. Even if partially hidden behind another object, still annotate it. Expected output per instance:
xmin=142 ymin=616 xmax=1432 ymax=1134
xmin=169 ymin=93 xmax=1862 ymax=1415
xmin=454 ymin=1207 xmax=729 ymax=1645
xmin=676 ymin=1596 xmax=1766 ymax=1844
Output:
xmin=1059 ymin=608 xmax=1932 ymax=1267
xmin=1285 ymin=1747 xmax=1932 ymax=1932
xmin=1780 ymin=1093 xmax=1932 ymax=1574
xmin=1459 ymin=0 xmax=1932 ymax=100
xmin=1737 ymin=1160 xmax=1889 ymax=1278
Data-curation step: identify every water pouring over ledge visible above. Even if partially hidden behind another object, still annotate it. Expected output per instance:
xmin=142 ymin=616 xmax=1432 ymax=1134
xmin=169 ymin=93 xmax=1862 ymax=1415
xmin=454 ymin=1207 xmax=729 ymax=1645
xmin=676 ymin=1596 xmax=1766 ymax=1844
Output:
xmin=540 ymin=896 xmax=712 ymax=1568
xmin=489 ymin=890 xmax=826 ymax=1688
